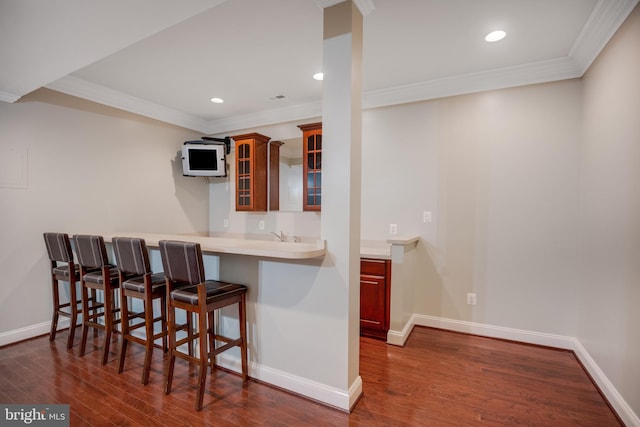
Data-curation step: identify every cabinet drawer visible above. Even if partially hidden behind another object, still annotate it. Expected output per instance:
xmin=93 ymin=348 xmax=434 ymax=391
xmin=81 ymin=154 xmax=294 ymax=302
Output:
xmin=360 ymin=258 xmax=388 ymax=276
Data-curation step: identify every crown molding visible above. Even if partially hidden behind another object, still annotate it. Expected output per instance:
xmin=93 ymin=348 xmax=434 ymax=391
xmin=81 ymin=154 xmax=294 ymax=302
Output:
xmin=207 ymin=56 xmax=582 ymax=133
xmin=0 ymin=90 xmax=21 ymax=103
xmin=203 ymin=100 xmax=323 ymax=135
xmin=363 ymin=56 xmax=581 ymax=110
xmin=45 ymin=75 xmax=211 ymax=132
xmin=570 ymin=0 xmax=639 ymax=74
xmin=37 ymin=54 xmax=589 ymax=135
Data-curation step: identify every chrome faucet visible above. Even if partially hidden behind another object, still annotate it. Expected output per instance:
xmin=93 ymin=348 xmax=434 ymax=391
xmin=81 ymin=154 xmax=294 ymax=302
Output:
xmin=271 ymin=230 xmax=285 ymax=242
xmin=271 ymin=230 xmax=299 ymax=242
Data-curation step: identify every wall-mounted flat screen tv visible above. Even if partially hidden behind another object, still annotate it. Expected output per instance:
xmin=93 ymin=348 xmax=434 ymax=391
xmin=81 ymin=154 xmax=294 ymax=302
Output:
xmin=181 ymin=141 xmax=227 ymax=177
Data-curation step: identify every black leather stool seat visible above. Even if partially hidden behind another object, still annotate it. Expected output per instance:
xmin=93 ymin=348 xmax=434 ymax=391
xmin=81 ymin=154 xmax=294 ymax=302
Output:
xmin=170 ymin=280 xmax=247 ymax=305
xmin=52 ymin=264 xmax=80 ymax=279
xmin=121 ymin=272 xmax=166 ymax=293
xmin=83 ymin=266 xmax=119 ymax=285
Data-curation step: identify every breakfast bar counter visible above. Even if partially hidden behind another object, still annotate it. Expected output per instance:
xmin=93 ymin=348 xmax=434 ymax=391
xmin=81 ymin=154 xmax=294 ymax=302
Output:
xmin=66 ymin=231 xmax=334 ymax=406
xmin=67 ymin=230 xmax=417 ymax=409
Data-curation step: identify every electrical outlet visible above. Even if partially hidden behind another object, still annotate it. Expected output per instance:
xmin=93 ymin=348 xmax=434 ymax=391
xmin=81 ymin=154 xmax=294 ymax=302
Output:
xmin=389 ymin=224 xmax=398 ymax=235
xmin=423 ymin=211 xmax=432 ymax=223
xmin=467 ymin=293 xmax=477 ymax=305
xmin=223 ymin=219 xmax=229 ymax=228
xmin=259 ymin=220 xmax=265 ymax=230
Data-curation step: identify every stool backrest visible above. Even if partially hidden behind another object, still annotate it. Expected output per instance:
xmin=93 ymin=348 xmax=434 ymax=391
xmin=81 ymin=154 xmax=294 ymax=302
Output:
xmin=43 ymin=233 xmax=74 ymax=263
xmin=159 ymin=240 xmax=205 ymax=286
xmin=113 ymin=237 xmax=151 ymax=276
xmin=74 ymin=235 xmax=109 ymax=269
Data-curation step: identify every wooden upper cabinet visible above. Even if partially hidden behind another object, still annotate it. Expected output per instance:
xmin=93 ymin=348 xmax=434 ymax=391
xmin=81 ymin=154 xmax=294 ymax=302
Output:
xmin=232 ymin=133 xmax=280 ymax=212
xmin=297 ymin=122 xmax=322 ymax=211
xmin=269 ymin=141 xmax=283 ymax=211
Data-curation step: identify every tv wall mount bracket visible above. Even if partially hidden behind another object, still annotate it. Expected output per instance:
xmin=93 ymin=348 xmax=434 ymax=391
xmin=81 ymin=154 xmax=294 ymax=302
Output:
xmin=201 ymin=136 xmax=231 ymax=154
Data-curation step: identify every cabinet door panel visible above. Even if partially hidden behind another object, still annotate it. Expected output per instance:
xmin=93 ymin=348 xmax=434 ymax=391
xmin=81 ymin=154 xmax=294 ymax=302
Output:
xmin=298 ymin=122 xmax=322 ymax=211
xmin=360 ymin=258 xmax=390 ymax=340
xmin=235 ymin=141 xmax=253 ymax=210
xmin=360 ymin=274 xmax=386 ymax=330
xmin=232 ymin=133 xmax=272 ymax=211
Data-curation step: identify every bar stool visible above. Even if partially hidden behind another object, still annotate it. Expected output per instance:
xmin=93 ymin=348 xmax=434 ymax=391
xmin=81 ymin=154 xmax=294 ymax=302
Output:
xmin=159 ymin=240 xmax=248 ymax=411
xmin=43 ymin=232 xmax=83 ymax=348
xmin=112 ymin=237 xmax=167 ymax=384
xmin=74 ymin=234 xmax=121 ymax=365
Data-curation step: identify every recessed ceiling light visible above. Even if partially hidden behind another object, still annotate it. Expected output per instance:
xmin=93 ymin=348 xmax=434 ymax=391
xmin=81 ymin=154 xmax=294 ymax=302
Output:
xmin=210 ymin=97 xmax=224 ymax=103
xmin=313 ymin=72 xmax=324 ymax=81
xmin=485 ymin=30 xmax=506 ymax=42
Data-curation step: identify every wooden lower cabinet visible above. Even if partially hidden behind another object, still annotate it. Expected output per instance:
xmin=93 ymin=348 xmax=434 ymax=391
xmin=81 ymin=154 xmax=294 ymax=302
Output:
xmin=360 ymin=258 xmax=391 ymax=340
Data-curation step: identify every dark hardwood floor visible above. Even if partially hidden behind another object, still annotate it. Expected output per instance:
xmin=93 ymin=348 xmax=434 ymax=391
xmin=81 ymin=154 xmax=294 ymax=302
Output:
xmin=0 ymin=326 xmax=621 ymax=426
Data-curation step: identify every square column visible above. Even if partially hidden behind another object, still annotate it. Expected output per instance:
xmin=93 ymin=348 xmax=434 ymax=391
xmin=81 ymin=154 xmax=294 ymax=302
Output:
xmin=320 ymin=0 xmax=364 ymax=409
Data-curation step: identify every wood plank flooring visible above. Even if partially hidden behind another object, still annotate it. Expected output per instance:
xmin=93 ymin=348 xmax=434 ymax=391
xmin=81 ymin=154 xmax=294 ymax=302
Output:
xmin=0 ymin=326 xmax=621 ymax=426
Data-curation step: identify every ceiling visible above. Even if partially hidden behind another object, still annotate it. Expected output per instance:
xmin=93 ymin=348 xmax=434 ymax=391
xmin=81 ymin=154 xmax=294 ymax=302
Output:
xmin=1 ymin=0 xmax=638 ymax=135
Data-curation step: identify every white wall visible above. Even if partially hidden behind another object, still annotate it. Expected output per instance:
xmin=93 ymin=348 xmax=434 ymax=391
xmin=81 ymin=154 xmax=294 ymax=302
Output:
xmin=579 ymin=4 xmax=640 ymax=415
xmin=0 ymin=88 xmax=206 ymax=336
xmin=361 ymin=81 xmax=583 ymax=335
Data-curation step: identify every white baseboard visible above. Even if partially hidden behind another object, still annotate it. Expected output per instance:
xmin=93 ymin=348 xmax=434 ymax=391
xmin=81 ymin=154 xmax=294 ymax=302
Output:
xmin=217 ymin=353 xmax=361 ymax=411
xmin=387 ymin=313 xmax=639 ymax=427
xmin=386 ymin=317 xmax=416 ymax=346
xmin=411 ymin=314 xmax=578 ymax=349
xmin=572 ymin=339 xmax=640 ymax=427
xmin=0 ymin=319 xmax=70 ymax=347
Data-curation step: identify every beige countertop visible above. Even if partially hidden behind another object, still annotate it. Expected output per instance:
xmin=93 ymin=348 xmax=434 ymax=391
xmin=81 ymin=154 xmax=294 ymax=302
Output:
xmin=360 ymin=236 xmax=420 ymax=259
xmin=77 ymin=232 xmax=418 ymax=261
xmin=386 ymin=236 xmax=420 ymax=246
xmin=360 ymin=243 xmax=392 ymax=259
xmin=94 ymin=232 xmax=326 ymax=260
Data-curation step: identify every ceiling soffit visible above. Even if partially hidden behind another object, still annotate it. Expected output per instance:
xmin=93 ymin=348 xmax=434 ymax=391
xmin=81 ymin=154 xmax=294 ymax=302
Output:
xmin=45 ymin=0 xmax=637 ymax=135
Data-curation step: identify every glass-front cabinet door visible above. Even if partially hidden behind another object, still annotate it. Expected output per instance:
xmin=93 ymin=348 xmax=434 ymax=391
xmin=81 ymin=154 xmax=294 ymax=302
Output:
xmin=236 ymin=141 xmax=252 ymax=208
xmin=231 ymin=133 xmax=271 ymax=211
xmin=297 ymin=122 xmax=322 ymax=211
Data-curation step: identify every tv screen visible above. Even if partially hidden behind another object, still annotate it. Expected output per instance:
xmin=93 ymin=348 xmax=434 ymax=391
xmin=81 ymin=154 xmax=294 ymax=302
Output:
xmin=181 ymin=141 xmax=226 ymax=177
xmin=188 ymin=148 xmax=219 ymax=171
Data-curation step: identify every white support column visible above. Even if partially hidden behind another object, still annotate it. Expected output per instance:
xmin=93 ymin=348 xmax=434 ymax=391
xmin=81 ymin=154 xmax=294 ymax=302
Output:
xmin=320 ymin=0 xmax=364 ymax=409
